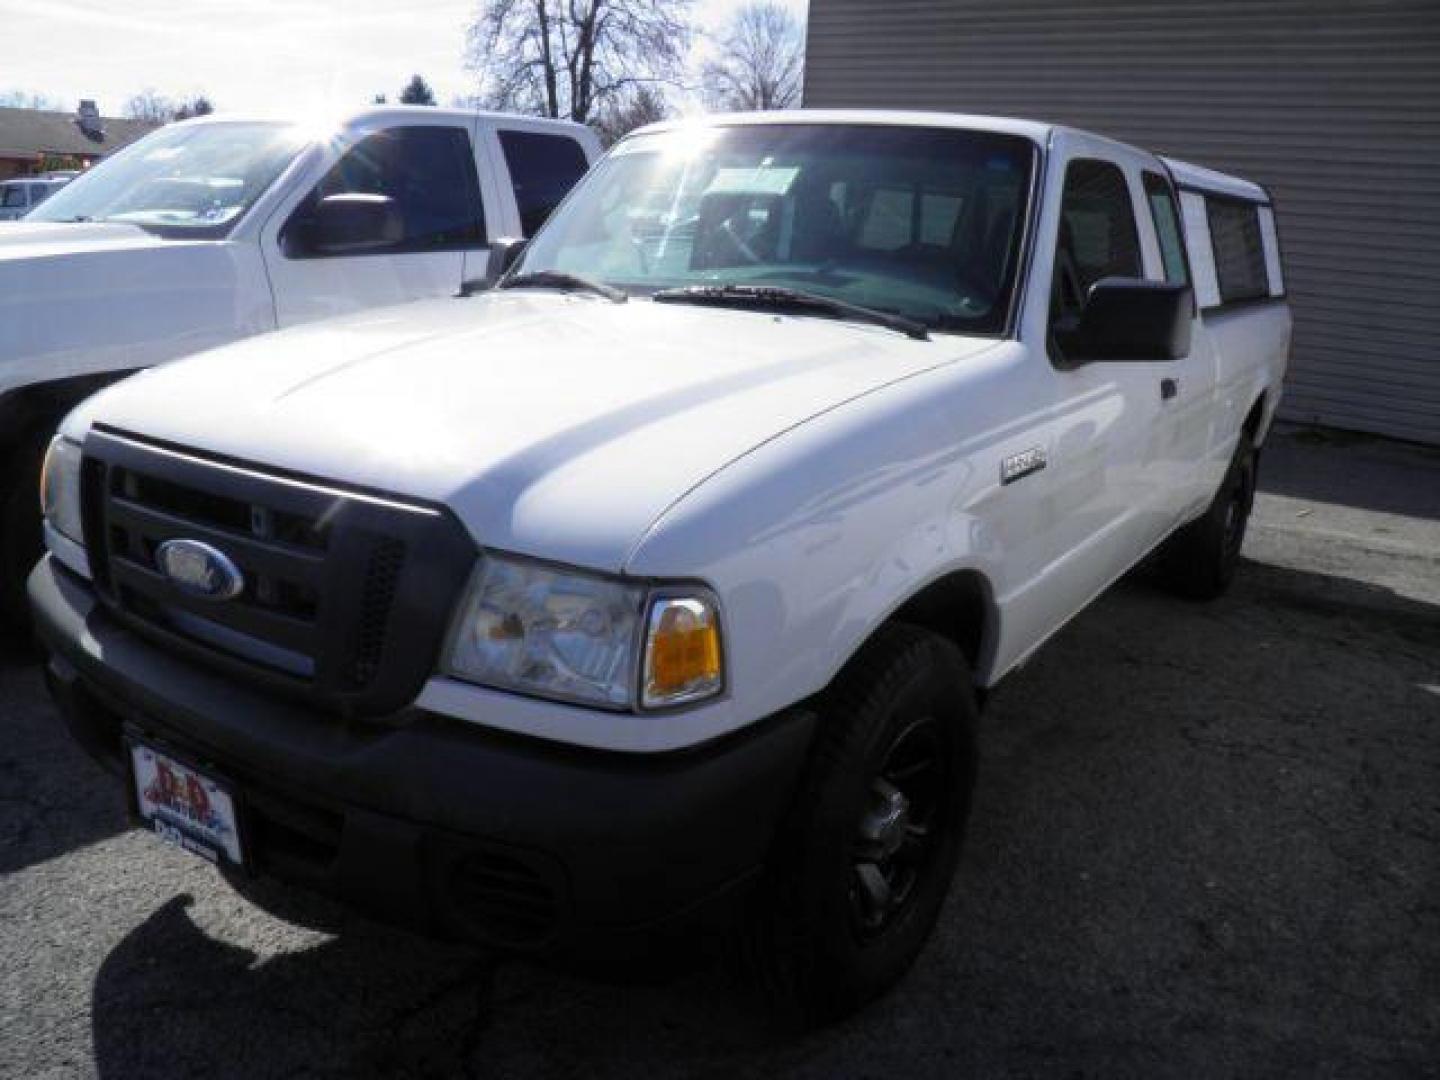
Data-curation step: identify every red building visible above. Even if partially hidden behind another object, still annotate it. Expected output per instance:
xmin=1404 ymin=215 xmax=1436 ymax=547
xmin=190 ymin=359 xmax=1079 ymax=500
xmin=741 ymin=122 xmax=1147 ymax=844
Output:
xmin=0 ymin=100 xmax=157 ymax=180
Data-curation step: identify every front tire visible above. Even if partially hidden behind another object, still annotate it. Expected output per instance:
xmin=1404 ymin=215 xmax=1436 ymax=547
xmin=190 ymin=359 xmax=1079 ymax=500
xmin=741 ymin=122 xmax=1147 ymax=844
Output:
xmin=736 ymin=623 xmax=978 ymax=1025
xmin=1161 ymin=436 xmax=1258 ymax=601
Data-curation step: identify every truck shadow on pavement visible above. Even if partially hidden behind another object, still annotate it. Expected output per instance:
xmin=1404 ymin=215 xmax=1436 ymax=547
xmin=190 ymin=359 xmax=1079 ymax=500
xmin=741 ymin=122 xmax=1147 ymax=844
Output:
xmin=80 ymin=556 xmax=1440 ymax=1079
xmin=0 ymin=650 xmax=130 ymax=876
xmin=91 ymin=893 xmax=770 ymax=1078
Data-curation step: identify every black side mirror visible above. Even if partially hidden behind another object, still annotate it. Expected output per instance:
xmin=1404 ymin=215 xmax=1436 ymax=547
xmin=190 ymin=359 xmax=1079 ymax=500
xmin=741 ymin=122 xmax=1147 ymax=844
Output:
xmin=1055 ymin=277 xmax=1193 ymax=365
xmin=290 ymin=193 xmax=403 ymax=257
xmin=490 ymin=236 xmax=528 ymax=277
xmin=456 ymin=237 xmax=527 ymax=296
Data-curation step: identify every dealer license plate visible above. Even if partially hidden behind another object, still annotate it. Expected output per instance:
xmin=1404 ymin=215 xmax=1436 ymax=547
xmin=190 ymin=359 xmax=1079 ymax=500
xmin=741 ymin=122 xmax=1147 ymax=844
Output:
xmin=130 ymin=741 xmax=245 ymax=867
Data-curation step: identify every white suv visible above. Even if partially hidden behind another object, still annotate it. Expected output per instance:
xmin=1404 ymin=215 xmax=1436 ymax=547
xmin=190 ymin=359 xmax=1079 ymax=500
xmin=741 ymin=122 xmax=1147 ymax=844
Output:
xmin=32 ymin=111 xmax=1289 ymax=1022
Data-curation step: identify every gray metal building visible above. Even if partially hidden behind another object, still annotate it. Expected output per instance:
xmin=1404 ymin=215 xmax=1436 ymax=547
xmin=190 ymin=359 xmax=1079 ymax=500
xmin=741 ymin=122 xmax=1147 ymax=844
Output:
xmin=803 ymin=0 xmax=1440 ymax=445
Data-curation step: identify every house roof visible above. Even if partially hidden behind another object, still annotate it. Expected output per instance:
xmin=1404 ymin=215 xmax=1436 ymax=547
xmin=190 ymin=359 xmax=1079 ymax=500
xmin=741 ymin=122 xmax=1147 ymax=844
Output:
xmin=0 ymin=106 xmax=158 ymax=160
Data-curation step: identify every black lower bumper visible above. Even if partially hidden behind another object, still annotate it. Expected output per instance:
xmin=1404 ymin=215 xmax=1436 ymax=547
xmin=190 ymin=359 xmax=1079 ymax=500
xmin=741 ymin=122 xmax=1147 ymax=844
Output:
xmin=29 ymin=556 xmax=815 ymax=948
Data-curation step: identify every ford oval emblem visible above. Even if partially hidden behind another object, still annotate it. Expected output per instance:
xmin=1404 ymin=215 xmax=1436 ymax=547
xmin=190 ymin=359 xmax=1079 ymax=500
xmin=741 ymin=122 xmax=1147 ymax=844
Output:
xmin=155 ymin=539 xmax=245 ymax=601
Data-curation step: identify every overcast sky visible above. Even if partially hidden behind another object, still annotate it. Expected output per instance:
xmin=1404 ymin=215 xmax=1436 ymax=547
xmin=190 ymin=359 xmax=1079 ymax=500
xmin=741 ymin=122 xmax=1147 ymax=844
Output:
xmin=0 ymin=0 xmax=807 ymax=117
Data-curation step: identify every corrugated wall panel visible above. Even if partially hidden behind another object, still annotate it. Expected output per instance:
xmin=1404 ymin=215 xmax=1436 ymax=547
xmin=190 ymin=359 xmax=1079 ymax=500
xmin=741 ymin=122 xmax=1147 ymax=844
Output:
xmin=804 ymin=0 xmax=1440 ymax=444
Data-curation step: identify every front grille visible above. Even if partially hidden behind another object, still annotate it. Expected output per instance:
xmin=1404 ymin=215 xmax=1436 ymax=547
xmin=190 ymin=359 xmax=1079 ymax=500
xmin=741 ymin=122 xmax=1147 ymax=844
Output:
xmin=352 ymin=537 xmax=405 ymax=688
xmin=82 ymin=427 xmax=476 ymax=715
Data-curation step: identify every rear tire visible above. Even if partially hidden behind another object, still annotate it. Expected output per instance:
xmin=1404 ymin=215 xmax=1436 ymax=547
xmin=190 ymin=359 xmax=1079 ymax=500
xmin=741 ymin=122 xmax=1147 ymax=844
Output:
xmin=734 ymin=623 xmax=977 ymax=1025
xmin=0 ymin=430 xmax=48 ymax=642
xmin=1160 ymin=436 xmax=1257 ymax=601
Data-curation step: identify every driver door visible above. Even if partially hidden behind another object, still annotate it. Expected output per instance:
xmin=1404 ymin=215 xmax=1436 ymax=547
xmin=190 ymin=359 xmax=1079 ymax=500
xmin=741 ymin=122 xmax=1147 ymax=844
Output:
xmin=1029 ymin=135 xmax=1176 ymax=625
xmin=261 ymin=118 xmax=490 ymax=328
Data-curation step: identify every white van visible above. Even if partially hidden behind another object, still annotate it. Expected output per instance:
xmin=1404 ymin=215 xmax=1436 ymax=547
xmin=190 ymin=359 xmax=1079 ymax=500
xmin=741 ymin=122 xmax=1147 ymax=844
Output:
xmin=0 ymin=106 xmax=599 ymax=628
xmin=33 ymin=111 xmax=1288 ymax=1022
xmin=0 ymin=176 xmax=69 ymax=221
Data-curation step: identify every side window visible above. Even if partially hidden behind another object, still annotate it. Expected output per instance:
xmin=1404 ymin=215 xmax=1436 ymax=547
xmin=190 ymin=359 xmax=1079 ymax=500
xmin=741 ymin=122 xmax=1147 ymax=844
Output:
xmin=497 ymin=130 xmax=590 ymax=237
xmin=286 ymin=126 xmax=485 ymax=257
xmin=1143 ymin=172 xmax=1189 ymax=285
xmin=1053 ymin=158 xmax=1142 ymax=316
xmin=1206 ymin=198 xmax=1268 ymax=303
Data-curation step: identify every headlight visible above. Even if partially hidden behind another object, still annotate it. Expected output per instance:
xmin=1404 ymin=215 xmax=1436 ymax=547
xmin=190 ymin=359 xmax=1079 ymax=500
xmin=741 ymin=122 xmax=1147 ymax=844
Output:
xmin=446 ymin=555 xmax=645 ymax=708
xmin=39 ymin=436 xmax=84 ymax=545
xmin=444 ymin=553 xmax=724 ymax=711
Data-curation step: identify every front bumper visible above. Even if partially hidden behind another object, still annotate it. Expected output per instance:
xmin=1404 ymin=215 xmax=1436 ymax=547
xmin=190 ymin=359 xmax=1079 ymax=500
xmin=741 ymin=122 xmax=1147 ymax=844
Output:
xmin=30 ymin=556 xmax=815 ymax=948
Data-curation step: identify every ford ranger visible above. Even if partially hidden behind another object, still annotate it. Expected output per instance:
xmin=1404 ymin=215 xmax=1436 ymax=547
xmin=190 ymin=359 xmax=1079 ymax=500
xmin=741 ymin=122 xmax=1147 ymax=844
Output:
xmin=30 ymin=111 xmax=1289 ymax=1021
xmin=0 ymin=106 xmax=598 ymax=631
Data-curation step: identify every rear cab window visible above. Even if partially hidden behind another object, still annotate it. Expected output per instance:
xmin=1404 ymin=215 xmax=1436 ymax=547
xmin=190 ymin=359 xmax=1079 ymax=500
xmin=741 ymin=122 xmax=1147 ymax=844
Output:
xmin=1206 ymin=197 xmax=1269 ymax=303
xmin=1168 ymin=158 xmax=1284 ymax=312
xmin=497 ymin=130 xmax=590 ymax=237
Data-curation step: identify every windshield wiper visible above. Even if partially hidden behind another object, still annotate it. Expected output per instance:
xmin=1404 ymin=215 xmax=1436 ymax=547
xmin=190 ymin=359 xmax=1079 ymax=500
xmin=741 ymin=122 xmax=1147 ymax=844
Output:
xmin=651 ymin=284 xmax=929 ymax=341
xmin=499 ymin=270 xmax=627 ymax=304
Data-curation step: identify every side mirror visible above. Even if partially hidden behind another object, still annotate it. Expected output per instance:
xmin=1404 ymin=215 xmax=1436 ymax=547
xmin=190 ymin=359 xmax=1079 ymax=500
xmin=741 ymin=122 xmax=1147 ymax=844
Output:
xmin=1055 ymin=277 xmax=1193 ymax=365
xmin=290 ymin=193 xmax=403 ymax=257
xmin=456 ymin=237 xmax=527 ymax=296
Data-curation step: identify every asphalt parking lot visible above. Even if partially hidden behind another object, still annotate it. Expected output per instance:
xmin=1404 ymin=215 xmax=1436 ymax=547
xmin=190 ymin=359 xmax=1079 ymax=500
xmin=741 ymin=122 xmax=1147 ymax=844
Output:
xmin=2 ymin=425 xmax=1437 ymax=1079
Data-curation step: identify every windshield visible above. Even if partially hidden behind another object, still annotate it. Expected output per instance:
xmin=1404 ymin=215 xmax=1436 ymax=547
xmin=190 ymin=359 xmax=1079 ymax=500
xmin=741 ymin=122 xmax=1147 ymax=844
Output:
xmin=29 ymin=121 xmax=304 ymax=238
xmin=516 ymin=123 xmax=1036 ymax=335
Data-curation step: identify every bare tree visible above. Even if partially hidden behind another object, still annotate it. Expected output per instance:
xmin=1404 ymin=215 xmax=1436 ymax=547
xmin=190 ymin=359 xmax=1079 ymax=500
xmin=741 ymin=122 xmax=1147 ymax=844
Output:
xmin=124 ymin=89 xmax=175 ymax=123
xmin=465 ymin=0 xmax=692 ymax=124
xmin=593 ymin=84 xmax=669 ymax=146
xmin=0 ymin=89 xmax=66 ymax=111
xmin=701 ymin=1 xmax=804 ymax=112
xmin=124 ymin=90 xmax=215 ymax=124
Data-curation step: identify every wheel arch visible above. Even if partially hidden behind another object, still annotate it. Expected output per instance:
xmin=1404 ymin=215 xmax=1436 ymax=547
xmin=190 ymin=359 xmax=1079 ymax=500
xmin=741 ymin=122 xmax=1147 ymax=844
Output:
xmin=1242 ymin=390 xmax=1268 ymax=446
xmin=830 ymin=567 xmax=1000 ymax=699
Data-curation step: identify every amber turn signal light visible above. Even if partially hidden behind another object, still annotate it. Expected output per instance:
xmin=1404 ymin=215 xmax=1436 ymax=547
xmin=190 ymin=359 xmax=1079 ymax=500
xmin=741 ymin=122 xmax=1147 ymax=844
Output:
xmin=642 ymin=596 xmax=723 ymax=707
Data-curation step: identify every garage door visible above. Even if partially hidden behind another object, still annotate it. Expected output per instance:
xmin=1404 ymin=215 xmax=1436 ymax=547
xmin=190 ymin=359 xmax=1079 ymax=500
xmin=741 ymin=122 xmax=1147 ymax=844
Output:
xmin=804 ymin=0 xmax=1440 ymax=445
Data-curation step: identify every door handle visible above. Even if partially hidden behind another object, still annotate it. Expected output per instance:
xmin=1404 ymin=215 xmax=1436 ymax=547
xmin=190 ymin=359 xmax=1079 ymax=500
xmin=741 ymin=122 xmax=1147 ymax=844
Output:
xmin=1160 ymin=378 xmax=1179 ymax=401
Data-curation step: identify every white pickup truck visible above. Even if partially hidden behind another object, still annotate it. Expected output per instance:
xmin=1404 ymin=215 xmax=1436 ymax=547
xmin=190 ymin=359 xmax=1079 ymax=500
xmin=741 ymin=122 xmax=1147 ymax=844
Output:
xmin=0 ymin=106 xmax=598 ymax=630
xmin=31 ymin=111 xmax=1289 ymax=1021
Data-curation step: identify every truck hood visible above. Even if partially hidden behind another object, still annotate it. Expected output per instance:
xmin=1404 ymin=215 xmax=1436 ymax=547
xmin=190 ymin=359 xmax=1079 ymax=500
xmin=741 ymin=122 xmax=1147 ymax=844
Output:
xmin=0 ymin=220 xmax=171 ymax=260
xmin=72 ymin=291 xmax=998 ymax=571
xmin=0 ymin=222 xmax=266 ymax=392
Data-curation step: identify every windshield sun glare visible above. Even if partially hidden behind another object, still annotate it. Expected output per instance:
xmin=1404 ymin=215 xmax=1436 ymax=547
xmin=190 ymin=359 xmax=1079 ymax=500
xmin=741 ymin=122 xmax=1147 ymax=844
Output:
xmin=28 ymin=121 xmax=304 ymax=240
xmin=516 ymin=124 xmax=1036 ymax=335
